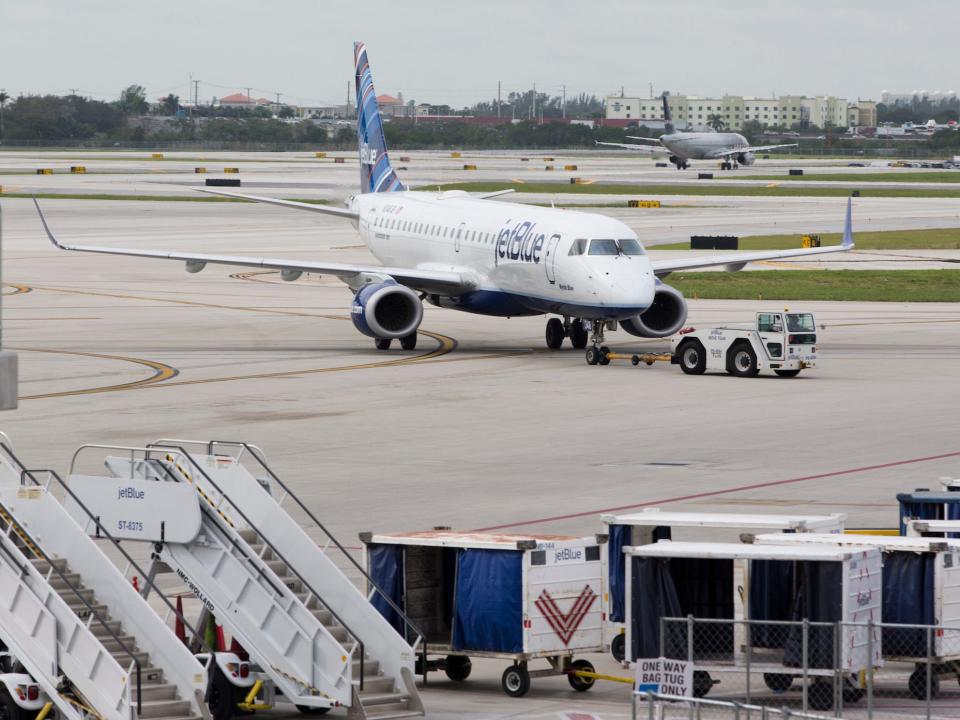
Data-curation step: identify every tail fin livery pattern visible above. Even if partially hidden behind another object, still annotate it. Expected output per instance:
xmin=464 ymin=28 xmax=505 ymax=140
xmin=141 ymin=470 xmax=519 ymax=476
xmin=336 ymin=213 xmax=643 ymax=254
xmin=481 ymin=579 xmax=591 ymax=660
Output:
xmin=354 ymin=42 xmax=405 ymax=193
xmin=661 ymin=93 xmax=675 ymax=134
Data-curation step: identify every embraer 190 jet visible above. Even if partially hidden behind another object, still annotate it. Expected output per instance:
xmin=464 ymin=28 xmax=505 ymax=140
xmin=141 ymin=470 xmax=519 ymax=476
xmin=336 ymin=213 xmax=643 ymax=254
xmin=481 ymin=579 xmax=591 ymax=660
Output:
xmin=598 ymin=94 xmax=797 ymax=170
xmin=35 ymin=43 xmax=853 ymax=365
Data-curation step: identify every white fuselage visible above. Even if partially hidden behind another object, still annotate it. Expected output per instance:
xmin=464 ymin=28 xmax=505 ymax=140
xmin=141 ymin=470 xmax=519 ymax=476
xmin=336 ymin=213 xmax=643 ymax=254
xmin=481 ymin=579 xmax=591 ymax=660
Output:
xmin=348 ymin=190 xmax=655 ymax=319
xmin=662 ymin=132 xmax=750 ymax=160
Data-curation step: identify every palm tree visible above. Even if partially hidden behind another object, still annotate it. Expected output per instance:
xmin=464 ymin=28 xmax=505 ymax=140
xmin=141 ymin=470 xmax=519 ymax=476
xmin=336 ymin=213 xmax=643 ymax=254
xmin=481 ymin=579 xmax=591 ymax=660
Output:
xmin=707 ymin=113 xmax=726 ymax=132
xmin=0 ymin=90 xmax=9 ymax=139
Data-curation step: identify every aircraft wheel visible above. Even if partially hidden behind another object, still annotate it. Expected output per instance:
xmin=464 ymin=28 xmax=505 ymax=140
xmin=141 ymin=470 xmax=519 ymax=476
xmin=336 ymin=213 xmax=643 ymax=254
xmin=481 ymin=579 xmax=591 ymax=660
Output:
xmin=374 ymin=338 xmax=392 ymax=351
xmin=585 ymin=346 xmax=601 ymax=365
xmin=399 ymin=332 xmax=418 ymax=350
xmin=545 ymin=318 xmax=565 ymax=349
xmin=570 ymin=320 xmax=589 ymax=349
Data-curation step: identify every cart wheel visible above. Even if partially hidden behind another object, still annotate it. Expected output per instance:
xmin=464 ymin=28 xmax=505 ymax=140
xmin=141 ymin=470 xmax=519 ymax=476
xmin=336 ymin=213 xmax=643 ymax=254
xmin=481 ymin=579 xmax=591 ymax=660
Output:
xmin=295 ymin=707 xmax=330 ymax=716
xmin=207 ymin=669 xmax=240 ymax=720
xmin=692 ymin=670 xmax=714 ymax=698
xmin=611 ymin=633 xmax=626 ymax=663
xmin=774 ymin=369 xmax=801 ymax=378
xmin=762 ymin=673 xmax=793 ymax=693
xmin=598 ymin=346 xmax=611 ymax=365
xmin=631 ymin=355 xmax=640 ymax=366
xmin=567 ymin=659 xmax=596 ymax=692
xmin=807 ymin=680 xmax=833 ymax=711
xmin=444 ymin=655 xmax=472 ymax=682
xmin=501 ymin=664 xmax=531 ymax=697
xmin=909 ymin=666 xmax=940 ymax=700
xmin=842 ymin=676 xmax=865 ymax=703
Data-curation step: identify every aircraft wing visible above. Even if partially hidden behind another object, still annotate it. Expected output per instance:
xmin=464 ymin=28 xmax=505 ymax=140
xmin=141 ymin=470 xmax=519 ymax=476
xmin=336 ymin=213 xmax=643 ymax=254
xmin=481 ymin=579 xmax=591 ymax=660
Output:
xmin=650 ymin=198 xmax=855 ymax=275
xmin=624 ymin=136 xmax=663 ymax=145
xmin=712 ymin=143 xmax=798 ymax=157
xmin=196 ymin=188 xmax=360 ymax=219
xmin=595 ymin=141 xmax=666 ymax=154
xmin=34 ymin=199 xmax=473 ymax=295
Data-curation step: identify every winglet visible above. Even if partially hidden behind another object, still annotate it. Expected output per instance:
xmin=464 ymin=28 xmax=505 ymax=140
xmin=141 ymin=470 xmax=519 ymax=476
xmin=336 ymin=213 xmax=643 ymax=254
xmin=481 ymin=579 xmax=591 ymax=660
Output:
xmin=842 ymin=197 xmax=855 ymax=249
xmin=33 ymin=198 xmax=68 ymax=250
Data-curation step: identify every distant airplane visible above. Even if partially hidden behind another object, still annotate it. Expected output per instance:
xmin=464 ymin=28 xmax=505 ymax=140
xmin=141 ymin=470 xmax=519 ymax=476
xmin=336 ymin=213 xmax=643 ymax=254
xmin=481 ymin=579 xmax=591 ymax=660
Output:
xmin=598 ymin=94 xmax=798 ymax=170
xmin=35 ymin=44 xmax=853 ymax=365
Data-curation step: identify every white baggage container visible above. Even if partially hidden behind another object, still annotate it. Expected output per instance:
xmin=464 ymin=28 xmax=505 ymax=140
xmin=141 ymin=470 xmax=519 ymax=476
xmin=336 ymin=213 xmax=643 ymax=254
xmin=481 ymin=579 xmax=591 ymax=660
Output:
xmin=359 ymin=529 xmax=607 ymax=697
xmin=762 ymin=532 xmax=960 ymax=698
xmin=624 ymin=541 xmax=882 ymax=710
xmin=602 ymin=509 xmax=846 ymax=660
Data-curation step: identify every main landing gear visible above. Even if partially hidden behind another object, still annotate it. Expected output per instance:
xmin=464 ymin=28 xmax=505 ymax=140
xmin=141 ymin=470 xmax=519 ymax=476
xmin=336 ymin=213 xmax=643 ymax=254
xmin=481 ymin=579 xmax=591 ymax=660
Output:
xmin=671 ymin=158 xmax=689 ymax=170
xmin=545 ymin=317 xmax=589 ymax=350
xmin=374 ymin=332 xmax=418 ymax=351
xmin=720 ymin=160 xmax=739 ymax=171
xmin=584 ymin=319 xmax=612 ymax=366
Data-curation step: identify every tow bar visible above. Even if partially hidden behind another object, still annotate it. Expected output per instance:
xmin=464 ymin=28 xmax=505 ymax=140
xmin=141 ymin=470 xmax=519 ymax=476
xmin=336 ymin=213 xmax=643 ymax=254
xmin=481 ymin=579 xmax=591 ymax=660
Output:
xmin=604 ymin=352 xmax=673 ymax=367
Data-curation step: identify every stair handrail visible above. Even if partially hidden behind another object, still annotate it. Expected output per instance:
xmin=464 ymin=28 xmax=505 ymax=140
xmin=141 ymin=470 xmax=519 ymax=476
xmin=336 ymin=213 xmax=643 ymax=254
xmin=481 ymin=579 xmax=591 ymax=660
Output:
xmin=147 ymin=443 xmax=367 ymax=693
xmin=0 ymin=460 xmax=142 ymax=716
xmin=0 ymin=443 xmax=219 ymax=703
xmin=163 ymin=439 xmax=428 ymax=664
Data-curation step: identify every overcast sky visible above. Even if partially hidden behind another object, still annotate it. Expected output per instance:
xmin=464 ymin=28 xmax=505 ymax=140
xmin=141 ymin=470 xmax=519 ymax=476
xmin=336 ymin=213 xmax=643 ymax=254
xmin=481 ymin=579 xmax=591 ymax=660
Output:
xmin=1 ymin=1 xmax=955 ymax=107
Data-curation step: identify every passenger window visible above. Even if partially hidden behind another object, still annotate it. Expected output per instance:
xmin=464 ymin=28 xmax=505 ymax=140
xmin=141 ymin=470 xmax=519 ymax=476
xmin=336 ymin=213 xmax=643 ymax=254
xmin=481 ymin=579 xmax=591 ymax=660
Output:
xmin=569 ymin=239 xmax=587 ymax=255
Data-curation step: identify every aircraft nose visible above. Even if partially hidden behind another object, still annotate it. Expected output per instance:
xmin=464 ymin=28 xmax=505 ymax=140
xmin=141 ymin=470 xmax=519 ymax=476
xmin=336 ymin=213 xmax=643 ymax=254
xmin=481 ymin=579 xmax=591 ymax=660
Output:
xmin=611 ymin=259 xmax=655 ymax=308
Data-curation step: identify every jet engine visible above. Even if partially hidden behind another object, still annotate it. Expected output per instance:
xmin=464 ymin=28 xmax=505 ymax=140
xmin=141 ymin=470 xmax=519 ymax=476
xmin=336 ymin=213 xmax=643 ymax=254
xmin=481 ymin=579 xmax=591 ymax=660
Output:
xmin=620 ymin=281 xmax=688 ymax=338
xmin=351 ymin=280 xmax=423 ymax=339
xmin=737 ymin=151 xmax=756 ymax=166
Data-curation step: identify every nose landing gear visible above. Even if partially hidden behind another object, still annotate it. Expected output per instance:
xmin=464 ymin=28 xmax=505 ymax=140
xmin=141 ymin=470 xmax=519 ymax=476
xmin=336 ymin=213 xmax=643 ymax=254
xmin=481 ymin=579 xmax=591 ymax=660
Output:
xmin=584 ymin=319 xmax=611 ymax=366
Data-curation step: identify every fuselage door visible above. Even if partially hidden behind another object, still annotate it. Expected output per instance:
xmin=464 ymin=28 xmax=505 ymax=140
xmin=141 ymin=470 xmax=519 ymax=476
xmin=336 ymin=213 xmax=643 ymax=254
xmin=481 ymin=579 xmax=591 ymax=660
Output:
xmin=544 ymin=233 xmax=561 ymax=284
xmin=455 ymin=222 xmax=465 ymax=253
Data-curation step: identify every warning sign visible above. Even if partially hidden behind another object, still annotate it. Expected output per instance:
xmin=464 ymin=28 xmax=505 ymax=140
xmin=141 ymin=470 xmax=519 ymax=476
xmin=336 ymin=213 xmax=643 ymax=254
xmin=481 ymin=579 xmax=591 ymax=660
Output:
xmin=635 ymin=657 xmax=693 ymax=697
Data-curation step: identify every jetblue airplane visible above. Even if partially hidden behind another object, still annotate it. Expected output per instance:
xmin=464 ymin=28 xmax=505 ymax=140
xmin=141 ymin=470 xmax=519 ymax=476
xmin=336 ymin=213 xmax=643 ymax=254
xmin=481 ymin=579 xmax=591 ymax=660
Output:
xmin=598 ymin=94 xmax=797 ymax=170
xmin=35 ymin=43 xmax=854 ymax=365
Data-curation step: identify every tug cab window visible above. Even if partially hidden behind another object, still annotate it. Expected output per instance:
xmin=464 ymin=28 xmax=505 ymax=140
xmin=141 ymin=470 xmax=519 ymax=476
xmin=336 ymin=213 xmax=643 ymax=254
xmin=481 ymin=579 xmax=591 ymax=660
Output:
xmin=569 ymin=238 xmax=587 ymax=255
xmin=786 ymin=313 xmax=816 ymax=332
xmin=757 ymin=313 xmax=784 ymax=333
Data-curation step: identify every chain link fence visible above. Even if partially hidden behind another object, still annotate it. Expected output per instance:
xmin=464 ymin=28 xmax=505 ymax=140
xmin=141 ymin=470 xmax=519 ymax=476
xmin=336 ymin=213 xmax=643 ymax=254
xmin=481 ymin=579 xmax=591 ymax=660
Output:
xmin=638 ymin=616 xmax=960 ymax=719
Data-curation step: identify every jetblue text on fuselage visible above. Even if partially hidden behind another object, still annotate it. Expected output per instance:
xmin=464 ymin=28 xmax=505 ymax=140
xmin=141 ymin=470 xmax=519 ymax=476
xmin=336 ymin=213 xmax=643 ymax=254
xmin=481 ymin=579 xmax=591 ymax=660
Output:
xmin=495 ymin=221 xmax=553 ymax=266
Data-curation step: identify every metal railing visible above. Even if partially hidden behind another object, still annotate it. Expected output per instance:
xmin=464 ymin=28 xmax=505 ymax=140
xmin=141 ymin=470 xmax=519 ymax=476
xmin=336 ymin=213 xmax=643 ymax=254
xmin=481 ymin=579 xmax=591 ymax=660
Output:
xmin=158 ymin=439 xmax=428 ymax=679
xmin=0 ymin=443 xmax=219 ymax=707
xmin=73 ymin=441 xmax=367 ymax=693
xmin=632 ymin=691 xmax=840 ymax=720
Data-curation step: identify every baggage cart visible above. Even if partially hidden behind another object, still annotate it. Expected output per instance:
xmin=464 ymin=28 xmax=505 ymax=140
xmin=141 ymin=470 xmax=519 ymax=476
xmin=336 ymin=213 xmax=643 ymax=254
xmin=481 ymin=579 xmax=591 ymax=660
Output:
xmin=756 ymin=532 xmax=960 ymax=699
xmin=623 ymin=541 xmax=882 ymax=711
xmin=602 ymin=509 xmax=846 ymax=661
xmin=359 ymin=529 xmax=607 ymax=697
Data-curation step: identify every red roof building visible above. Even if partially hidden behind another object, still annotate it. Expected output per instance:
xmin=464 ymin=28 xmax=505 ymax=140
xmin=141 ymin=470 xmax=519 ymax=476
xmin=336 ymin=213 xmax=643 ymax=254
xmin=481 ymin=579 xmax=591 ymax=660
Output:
xmin=218 ymin=93 xmax=272 ymax=108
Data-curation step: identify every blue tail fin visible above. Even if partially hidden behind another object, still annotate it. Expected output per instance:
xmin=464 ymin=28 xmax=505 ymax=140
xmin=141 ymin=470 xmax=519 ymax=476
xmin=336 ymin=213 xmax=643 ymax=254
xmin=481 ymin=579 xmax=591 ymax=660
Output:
xmin=354 ymin=42 xmax=406 ymax=193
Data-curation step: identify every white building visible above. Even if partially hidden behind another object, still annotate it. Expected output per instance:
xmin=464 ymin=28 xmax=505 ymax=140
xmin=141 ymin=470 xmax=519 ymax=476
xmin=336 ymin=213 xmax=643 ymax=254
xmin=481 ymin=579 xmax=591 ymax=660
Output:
xmin=606 ymin=93 xmax=862 ymax=130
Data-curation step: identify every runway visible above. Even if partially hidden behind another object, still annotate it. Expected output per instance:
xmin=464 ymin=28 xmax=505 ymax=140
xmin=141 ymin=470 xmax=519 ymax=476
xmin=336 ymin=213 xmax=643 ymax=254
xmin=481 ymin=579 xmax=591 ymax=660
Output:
xmin=1 ymin=150 xmax=959 ymax=718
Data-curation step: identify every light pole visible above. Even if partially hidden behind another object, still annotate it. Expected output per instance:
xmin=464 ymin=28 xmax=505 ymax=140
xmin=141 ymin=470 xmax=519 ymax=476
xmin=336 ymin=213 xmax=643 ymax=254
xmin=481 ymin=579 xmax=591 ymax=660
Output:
xmin=0 ymin=201 xmax=18 ymax=410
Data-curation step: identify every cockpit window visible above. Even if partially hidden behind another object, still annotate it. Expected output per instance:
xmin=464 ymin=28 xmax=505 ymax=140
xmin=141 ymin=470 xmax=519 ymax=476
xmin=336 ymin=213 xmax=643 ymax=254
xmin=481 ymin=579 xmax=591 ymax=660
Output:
xmin=588 ymin=239 xmax=620 ymax=255
xmin=587 ymin=238 xmax=645 ymax=256
xmin=569 ymin=238 xmax=587 ymax=255
xmin=618 ymin=238 xmax=645 ymax=255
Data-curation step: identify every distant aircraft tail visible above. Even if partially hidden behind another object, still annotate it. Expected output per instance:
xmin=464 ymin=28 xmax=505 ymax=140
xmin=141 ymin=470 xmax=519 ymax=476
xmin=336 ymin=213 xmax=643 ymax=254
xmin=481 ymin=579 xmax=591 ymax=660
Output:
xmin=661 ymin=93 xmax=675 ymax=134
xmin=354 ymin=42 xmax=406 ymax=193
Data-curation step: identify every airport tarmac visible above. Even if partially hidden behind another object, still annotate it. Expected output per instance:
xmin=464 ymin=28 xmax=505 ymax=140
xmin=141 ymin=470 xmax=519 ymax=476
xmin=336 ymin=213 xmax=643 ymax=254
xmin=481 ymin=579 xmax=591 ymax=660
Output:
xmin=0 ymin=152 xmax=958 ymax=718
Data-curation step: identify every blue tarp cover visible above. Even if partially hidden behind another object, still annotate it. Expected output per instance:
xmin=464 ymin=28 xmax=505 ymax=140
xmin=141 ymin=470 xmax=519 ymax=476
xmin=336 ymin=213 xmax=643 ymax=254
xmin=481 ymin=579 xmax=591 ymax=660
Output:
xmin=609 ymin=525 xmax=629 ymax=623
xmin=452 ymin=549 xmax=522 ymax=653
xmin=368 ymin=543 xmax=405 ymax=635
xmin=881 ymin=551 xmax=936 ymax=656
xmin=897 ymin=492 xmax=960 ymax=535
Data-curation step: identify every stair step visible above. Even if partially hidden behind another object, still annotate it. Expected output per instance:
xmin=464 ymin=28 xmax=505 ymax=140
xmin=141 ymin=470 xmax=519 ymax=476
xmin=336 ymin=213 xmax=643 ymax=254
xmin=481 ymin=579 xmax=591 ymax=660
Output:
xmin=46 ymin=572 xmax=83 ymax=589
xmin=99 ymin=635 xmax=139 ymax=653
xmin=353 ymin=659 xmax=380 ymax=677
xmin=110 ymin=649 xmax=150 ymax=666
xmin=359 ymin=676 xmax=396 ymax=694
xmin=133 ymin=682 xmax=177 ymax=701
xmin=311 ymin=609 xmax=333 ymax=624
xmin=237 ymin=528 xmax=259 ymax=543
xmin=30 ymin=557 xmax=69 ymax=572
xmin=358 ymin=692 xmax=408 ymax=707
xmin=55 ymin=587 xmax=97 ymax=605
xmin=363 ymin=704 xmax=423 ymax=720
xmin=326 ymin=625 xmax=348 ymax=642
xmin=68 ymin=602 xmax=109 ymax=619
xmin=90 ymin=620 xmax=124 ymax=638
xmin=137 ymin=699 xmax=192 ymax=719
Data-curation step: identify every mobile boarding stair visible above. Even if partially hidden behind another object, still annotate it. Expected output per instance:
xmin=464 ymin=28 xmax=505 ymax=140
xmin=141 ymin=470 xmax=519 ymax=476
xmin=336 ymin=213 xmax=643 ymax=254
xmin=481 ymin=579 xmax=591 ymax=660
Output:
xmin=69 ymin=439 xmax=426 ymax=720
xmin=0 ymin=436 xmax=211 ymax=720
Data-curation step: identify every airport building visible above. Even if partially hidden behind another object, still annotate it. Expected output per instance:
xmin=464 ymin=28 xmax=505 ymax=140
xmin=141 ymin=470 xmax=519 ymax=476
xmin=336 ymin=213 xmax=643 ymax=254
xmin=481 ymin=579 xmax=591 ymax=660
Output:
xmin=605 ymin=93 xmax=876 ymax=130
